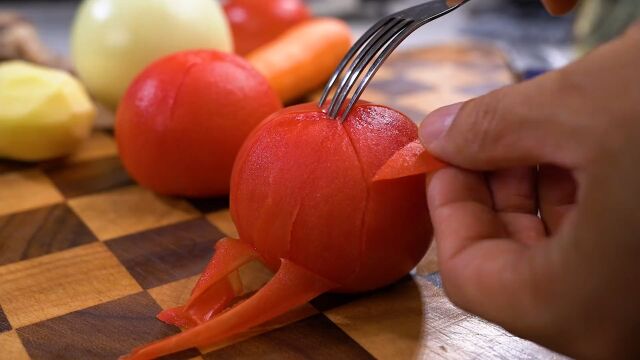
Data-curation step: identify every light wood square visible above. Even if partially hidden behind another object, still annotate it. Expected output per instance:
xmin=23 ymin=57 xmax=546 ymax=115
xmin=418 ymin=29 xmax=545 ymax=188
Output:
xmin=0 ymin=242 xmax=141 ymax=328
xmin=396 ymin=89 xmax=472 ymax=117
xmin=69 ymin=185 xmax=199 ymax=241
xmin=148 ymin=276 xmax=199 ymax=311
xmin=405 ymin=64 xmax=487 ymax=89
xmin=66 ymin=131 xmax=118 ymax=164
xmin=325 ymin=278 xmax=427 ymax=359
xmin=0 ymin=331 xmax=30 ymax=360
xmin=205 ymin=209 xmax=239 ymax=239
xmin=325 ymin=277 xmax=562 ymax=359
xmin=0 ymin=170 xmax=63 ymax=217
xmin=415 ymin=242 xmax=439 ymax=276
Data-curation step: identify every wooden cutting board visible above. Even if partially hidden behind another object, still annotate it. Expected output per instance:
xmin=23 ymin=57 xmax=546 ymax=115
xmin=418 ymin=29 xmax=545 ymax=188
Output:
xmin=0 ymin=43 xmax=563 ymax=360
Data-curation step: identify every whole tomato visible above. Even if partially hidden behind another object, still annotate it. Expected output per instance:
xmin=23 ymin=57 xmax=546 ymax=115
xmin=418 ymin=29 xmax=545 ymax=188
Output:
xmin=224 ymin=0 xmax=311 ymax=55
xmin=116 ymin=50 xmax=282 ymax=197
xmin=231 ymin=102 xmax=431 ymax=292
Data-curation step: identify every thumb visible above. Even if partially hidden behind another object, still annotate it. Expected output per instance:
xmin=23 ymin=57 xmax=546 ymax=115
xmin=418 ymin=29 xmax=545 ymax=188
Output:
xmin=419 ymin=70 xmax=593 ymax=170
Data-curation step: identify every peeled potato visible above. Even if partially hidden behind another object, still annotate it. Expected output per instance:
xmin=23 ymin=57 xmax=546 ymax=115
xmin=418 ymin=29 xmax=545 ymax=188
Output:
xmin=71 ymin=0 xmax=233 ymax=108
xmin=0 ymin=61 xmax=95 ymax=162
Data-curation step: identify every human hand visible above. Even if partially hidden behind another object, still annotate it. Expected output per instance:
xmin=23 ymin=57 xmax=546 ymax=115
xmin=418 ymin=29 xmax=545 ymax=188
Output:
xmin=420 ymin=23 xmax=640 ymax=359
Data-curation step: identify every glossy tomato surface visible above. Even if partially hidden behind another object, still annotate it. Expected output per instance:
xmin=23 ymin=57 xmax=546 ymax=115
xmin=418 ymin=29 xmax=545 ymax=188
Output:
xmin=116 ymin=50 xmax=282 ymax=197
xmin=224 ymin=0 xmax=311 ymax=55
xmin=230 ymin=102 xmax=431 ymax=292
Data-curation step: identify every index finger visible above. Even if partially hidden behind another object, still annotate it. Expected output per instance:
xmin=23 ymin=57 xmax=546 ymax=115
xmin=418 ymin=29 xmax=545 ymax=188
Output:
xmin=427 ymin=167 xmax=550 ymax=331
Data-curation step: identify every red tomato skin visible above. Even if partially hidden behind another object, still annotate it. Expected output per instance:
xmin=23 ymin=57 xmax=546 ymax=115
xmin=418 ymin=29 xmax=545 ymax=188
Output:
xmin=230 ymin=102 xmax=431 ymax=292
xmin=116 ymin=50 xmax=282 ymax=197
xmin=224 ymin=0 xmax=311 ymax=55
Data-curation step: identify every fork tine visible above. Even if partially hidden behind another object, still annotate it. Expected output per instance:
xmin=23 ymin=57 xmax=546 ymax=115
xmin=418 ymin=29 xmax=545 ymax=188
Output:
xmin=340 ymin=23 xmax=419 ymax=122
xmin=327 ymin=19 xmax=413 ymax=118
xmin=318 ymin=16 xmax=395 ymax=107
xmin=327 ymin=18 xmax=411 ymax=117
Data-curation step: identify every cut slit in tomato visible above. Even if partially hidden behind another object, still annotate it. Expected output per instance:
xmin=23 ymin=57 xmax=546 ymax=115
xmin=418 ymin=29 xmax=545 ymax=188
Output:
xmin=157 ymin=238 xmax=258 ymax=328
xmin=122 ymin=257 xmax=336 ymax=360
xmin=373 ymin=140 xmax=447 ymax=182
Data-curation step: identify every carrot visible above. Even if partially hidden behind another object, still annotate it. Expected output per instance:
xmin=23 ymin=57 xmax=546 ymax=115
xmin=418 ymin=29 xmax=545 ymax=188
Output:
xmin=247 ymin=18 xmax=352 ymax=104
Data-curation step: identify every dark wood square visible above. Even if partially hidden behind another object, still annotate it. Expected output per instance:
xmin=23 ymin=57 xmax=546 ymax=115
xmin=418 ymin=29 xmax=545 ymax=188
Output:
xmin=0 ymin=204 xmax=98 ymax=266
xmin=0 ymin=159 xmax=32 ymax=175
xmin=106 ymin=219 xmax=223 ymax=289
xmin=202 ymin=314 xmax=374 ymax=360
xmin=16 ymin=292 xmax=199 ymax=360
xmin=45 ymin=157 xmax=133 ymax=198
xmin=0 ymin=305 xmax=11 ymax=333
xmin=186 ymin=196 xmax=230 ymax=214
xmin=311 ymin=292 xmax=368 ymax=313
xmin=311 ymin=276 xmax=413 ymax=312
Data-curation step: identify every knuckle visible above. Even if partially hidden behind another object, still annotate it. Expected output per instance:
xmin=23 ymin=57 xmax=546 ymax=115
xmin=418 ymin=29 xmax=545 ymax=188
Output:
xmin=554 ymin=61 xmax=636 ymax=166
xmin=453 ymin=89 xmax=508 ymax=160
xmin=552 ymin=69 xmax=609 ymax=163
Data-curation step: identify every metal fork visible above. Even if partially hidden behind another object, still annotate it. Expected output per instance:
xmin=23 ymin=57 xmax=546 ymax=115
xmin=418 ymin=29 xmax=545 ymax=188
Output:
xmin=319 ymin=0 xmax=471 ymax=121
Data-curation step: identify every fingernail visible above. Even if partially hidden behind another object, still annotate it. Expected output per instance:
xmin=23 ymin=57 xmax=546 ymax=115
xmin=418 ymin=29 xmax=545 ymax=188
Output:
xmin=419 ymin=103 xmax=462 ymax=147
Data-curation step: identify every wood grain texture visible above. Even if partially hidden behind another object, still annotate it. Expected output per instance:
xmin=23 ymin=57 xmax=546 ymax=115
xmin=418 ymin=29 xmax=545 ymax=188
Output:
xmin=106 ymin=219 xmax=222 ymax=289
xmin=45 ymin=157 xmax=133 ymax=198
xmin=206 ymin=209 xmax=239 ymax=239
xmin=308 ymin=43 xmax=514 ymax=124
xmin=326 ymin=276 xmax=564 ymax=360
xmin=0 ymin=242 xmax=141 ymax=328
xmin=0 ymin=304 xmax=11 ymax=333
xmin=148 ymin=276 xmax=199 ymax=311
xmin=0 ymin=170 xmax=63 ymax=217
xmin=66 ymin=131 xmax=118 ymax=164
xmin=388 ymin=43 xmax=513 ymax=120
xmin=416 ymin=241 xmax=439 ymax=276
xmin=0 ymin=204 xmax=97 ymax=266
xmin=68 ymin=185 xmax=200 ymax=241
xmin=16 ymin=292 xmax=199 ymax=360
xmin=0 ymin=331 xmax=30 ymax=360
xmin=0 ymin=45 xmax=561 ymax=360
xmin=203 ymin=314 xmax=374 ymax=360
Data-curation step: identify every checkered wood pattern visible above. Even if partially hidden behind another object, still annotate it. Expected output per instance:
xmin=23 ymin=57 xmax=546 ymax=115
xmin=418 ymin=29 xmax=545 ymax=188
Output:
xmin=0 ymin=44 xmax=563 ymax=360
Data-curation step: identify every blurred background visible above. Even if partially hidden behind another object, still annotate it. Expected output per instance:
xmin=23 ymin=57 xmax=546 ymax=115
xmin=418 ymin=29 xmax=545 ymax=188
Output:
xmin=2 ymin=0 xmax=640 ymax=77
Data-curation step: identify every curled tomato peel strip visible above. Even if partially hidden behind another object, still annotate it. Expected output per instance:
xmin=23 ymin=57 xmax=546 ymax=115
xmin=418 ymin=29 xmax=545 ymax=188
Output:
xmin=373 ymin=140 xmax=447 ymax=182
xmin=158 ymin=238 xmax=257 ymax=328
xmin=121 ymin=259 xmax=336 ymax=360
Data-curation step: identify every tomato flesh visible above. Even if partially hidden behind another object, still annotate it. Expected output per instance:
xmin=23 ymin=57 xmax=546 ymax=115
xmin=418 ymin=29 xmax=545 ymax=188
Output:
xmin=231 ymin=102 xmax=432 ymax=291
xmin=116 ymin=50 xmax=282 ymax=197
